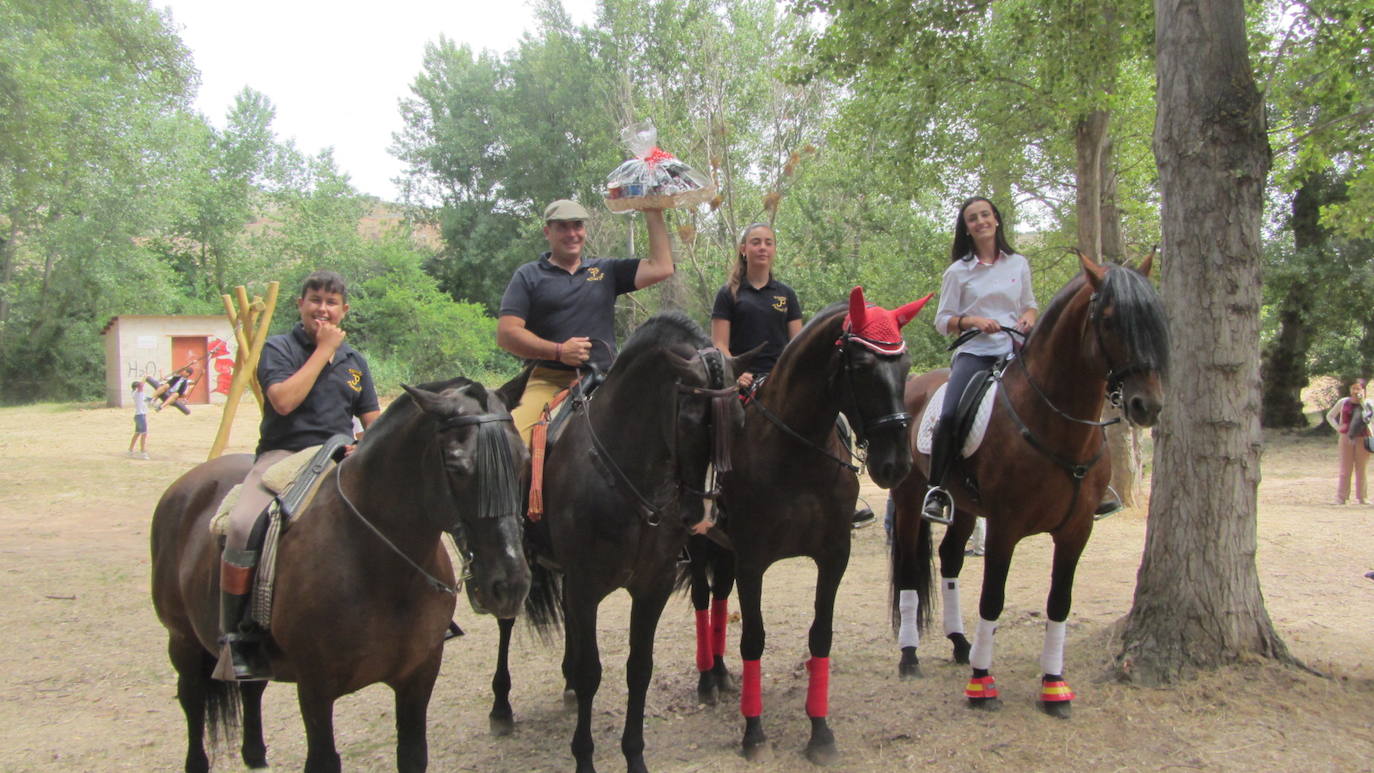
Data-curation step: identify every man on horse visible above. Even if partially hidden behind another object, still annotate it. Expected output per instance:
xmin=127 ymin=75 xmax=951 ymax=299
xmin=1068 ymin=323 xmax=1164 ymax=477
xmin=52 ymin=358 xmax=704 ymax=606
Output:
xmin=496 ymin=199 xmax=674 ymax=444
xmin=217 ymin=269 xmax=381 ymax=680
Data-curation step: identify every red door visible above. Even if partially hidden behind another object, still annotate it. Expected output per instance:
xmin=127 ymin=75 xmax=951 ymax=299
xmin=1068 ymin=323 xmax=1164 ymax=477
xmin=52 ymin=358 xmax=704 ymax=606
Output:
xmin=170 ymin=336 xmax=210 ymax=404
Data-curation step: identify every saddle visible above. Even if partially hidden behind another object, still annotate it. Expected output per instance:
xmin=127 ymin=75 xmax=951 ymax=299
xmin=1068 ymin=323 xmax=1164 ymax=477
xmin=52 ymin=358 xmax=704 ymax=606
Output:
xmin=210 ymin=434 xmax=352 ymax=628
xmin=528 ymin=370 xmax=605 ymax=521
xmin=916 ymin=365 xmax=1000 ymax=460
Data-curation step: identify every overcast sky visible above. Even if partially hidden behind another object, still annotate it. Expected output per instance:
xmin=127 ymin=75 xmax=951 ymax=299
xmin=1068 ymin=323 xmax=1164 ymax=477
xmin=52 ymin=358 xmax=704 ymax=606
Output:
xmin=157 ymin=1 xmax=600 ymax=202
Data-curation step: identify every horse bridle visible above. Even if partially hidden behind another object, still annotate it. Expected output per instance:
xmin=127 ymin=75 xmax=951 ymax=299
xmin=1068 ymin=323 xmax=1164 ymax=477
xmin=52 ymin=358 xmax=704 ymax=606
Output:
xmin=577 ymin=347 xmax=737 ymax=527
xmin=334 ymin=410 xmax=517 ymax=596
xmin=750 ymin=332 xmax=909 ymax=474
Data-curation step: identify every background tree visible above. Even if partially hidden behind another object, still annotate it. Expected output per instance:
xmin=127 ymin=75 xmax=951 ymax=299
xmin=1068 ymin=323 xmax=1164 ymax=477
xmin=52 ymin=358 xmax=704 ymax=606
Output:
xmin=1114 ymin=0 xmax=1292 ymax=682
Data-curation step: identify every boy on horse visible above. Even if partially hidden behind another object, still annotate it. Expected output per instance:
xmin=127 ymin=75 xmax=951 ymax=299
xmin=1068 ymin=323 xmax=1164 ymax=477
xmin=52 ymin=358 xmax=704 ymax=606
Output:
xmin=496 ymin=199 xmax=674 ymax=444
xmin=217 ymin=269 xmax=381 ymax=680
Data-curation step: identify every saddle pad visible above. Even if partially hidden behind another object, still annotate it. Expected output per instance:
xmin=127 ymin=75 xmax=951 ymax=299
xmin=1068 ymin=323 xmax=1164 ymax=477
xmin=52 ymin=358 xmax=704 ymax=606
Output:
xmin=916 ymin=382 xmax=997 ymax=459
xmin=208 ymin=446 xmax=331 ymax=537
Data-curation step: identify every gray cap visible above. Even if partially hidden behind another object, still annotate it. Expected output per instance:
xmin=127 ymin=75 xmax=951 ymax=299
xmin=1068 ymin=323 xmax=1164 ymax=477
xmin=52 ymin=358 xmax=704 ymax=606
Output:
xmin=543 ymin=199 xmax=591 ymax=222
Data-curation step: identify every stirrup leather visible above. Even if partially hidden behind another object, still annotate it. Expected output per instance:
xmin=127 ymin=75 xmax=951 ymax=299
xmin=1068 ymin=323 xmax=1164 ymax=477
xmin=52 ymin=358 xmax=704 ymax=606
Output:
xmin=920 ymin=486 xmax=953 ymax=525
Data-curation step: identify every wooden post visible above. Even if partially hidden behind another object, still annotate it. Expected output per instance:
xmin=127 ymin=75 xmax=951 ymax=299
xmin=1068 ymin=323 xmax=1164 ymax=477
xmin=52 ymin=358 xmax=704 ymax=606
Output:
xmin=208 ymin=282 xmax=280 ymax=460
xmin=221 ymin=294 xmax=264 ymax=408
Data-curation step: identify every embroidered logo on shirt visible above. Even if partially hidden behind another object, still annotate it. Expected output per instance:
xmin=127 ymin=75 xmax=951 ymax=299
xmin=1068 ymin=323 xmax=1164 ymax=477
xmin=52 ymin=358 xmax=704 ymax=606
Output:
xmin=346 ymin=369 xmax=363 ymax=392
xmin=772 ymin=296 xmax=788 ymax=312
xmin=586 ymin=267 xmax=605 ymax=282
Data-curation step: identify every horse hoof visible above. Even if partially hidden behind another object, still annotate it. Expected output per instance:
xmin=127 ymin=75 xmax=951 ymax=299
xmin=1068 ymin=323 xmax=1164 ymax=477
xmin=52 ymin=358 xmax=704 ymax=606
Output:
xmin=698 ymin=686 xmax=718 ymax=706
xmin=899 ymin=661 xmax=923 ymax=680
xmin=967 ymin=696 xmax=1002 ymax=711
xmin=948 ymin=633 xmax=971 ymax=664
xmin=741 ymin=739 xmax=772 ymax=763
xmin=805 ymin=741 xmax=840 ymax=766
xmin=1039 ymin=700 xmax=1072 ymax=719
xmin=562 ymin=688 xmax=578 ymax=712
xmin=489 ymin=714 xmax=515 ymax=736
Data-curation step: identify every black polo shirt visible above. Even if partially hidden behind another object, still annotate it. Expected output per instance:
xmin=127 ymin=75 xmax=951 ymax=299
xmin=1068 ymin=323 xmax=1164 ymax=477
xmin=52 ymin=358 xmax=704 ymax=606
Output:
xmin=711 ymin=278 xmax=803 ymax=377
xmin=499 ymin=252 xmax=640 ymax=371
xmin=255 ymin=323 xmax=380 ymax=456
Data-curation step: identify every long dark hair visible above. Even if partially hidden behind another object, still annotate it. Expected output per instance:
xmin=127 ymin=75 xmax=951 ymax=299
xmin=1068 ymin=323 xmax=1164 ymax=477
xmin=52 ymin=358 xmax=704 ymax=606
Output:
xmin=728 ymin=223 xmax=775 ymax=299
xmin=950 ymin=197 xmax=1016 ymax=263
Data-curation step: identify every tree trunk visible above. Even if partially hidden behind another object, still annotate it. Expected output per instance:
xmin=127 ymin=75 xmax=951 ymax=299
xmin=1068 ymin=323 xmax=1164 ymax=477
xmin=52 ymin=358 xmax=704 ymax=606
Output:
xmin=1114 ymin=0 xmax=1292 ymax=684
xmin=1260 ymin=175 xmax=1324 ymax=428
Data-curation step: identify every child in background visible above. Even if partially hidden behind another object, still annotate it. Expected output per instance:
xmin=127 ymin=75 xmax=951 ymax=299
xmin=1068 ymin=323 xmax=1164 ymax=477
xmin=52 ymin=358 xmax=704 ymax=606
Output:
xmin=128 ymin=381 xmax=150 ymax=459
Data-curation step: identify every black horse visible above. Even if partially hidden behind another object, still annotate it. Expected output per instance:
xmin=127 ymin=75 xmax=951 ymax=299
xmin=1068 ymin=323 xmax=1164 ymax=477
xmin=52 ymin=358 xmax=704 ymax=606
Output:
xmin=151 ymin=378 xmax=530 ymax=772
xmin=687 ymin=287 xmax=931 ymax=764
xmin=489 ymin=312 xmax=748 ymax=773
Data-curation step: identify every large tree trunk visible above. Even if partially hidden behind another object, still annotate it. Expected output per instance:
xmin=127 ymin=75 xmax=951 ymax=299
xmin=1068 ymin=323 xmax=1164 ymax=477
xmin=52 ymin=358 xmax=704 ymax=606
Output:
xmin=1260 ymin=175 xmax=1327 ymax=428
xmin=1114 ymin=0 xmax=1293 ymax=684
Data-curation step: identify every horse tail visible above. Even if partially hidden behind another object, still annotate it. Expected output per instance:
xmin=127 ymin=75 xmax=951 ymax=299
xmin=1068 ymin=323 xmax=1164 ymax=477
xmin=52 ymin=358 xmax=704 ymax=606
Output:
xmin=522 ymin=557 xmax=563 ymax=643
xmin=203 ymin=674 xmax=243 ymax=749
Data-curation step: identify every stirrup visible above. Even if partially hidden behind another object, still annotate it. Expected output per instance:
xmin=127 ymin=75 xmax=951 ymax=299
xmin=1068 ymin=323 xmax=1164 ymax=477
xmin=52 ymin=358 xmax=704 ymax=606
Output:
xmin=1093 ymin=485 xmax=1124 ymax=520
xmin=920 ymin=487 xmax=953 ymax=525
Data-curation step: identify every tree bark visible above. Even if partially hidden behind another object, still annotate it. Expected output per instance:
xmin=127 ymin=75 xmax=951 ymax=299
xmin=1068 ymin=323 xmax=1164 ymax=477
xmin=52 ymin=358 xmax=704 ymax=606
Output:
xmin=1114 ymin=0 xmax=1293 ymax=684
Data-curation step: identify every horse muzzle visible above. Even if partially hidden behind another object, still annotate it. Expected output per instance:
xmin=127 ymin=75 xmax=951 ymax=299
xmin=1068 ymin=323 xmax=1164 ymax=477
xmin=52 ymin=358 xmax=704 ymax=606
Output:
xmin=466 ymin=559 xmax=532 ymax=619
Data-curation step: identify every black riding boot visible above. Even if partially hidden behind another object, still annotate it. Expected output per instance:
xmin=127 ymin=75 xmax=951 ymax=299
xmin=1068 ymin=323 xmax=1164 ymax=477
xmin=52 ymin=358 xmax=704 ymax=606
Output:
xmin=921 ymin=418 xmax=958 ymax=524
xmin=217 ymin=548 xmax=270 ymax=681
xmin=1094 ymin=485 xmax=1123 ymax=517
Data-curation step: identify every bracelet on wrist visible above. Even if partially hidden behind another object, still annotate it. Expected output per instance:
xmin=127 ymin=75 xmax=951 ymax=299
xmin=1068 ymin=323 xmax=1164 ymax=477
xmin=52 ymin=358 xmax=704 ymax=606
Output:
xmin=554 ymin=342 xmax=562 ymax=362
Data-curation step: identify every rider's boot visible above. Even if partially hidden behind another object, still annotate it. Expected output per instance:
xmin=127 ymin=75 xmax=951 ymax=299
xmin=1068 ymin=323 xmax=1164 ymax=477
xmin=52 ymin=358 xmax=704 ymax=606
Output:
xmin=921 ymin=418 xmax=957 ymax=525
xmin=217 ymin=548 xmax=270 ymax=681
xmin=1094 ymin=485 xmax=1123 ymax=517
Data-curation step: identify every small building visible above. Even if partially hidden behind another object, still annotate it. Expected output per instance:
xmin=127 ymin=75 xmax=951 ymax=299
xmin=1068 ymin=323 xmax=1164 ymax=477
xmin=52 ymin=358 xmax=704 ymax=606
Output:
xmin=100 ymin=315 xmax=238 ymax=408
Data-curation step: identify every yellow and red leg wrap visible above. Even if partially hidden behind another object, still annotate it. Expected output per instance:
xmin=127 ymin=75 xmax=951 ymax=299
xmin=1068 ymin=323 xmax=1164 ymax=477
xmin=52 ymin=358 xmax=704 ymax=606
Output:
xmin=694 ymin=609 xmax=713 ymax=672
xmin=1040 ymin=679 xmax=1075 ymax=703
xmin=964 ymin=674 xmax=999 ymax=700
xmin=805 ymin=656 xmax=830 ymax=718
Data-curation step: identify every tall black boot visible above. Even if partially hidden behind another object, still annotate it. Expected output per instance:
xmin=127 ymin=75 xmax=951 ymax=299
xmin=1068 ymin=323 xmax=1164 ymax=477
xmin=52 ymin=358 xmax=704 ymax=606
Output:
xmin=921 ymin=418 xmax=958 ymax=524
xmin=216 ymin=548 xmax=270 ymax=681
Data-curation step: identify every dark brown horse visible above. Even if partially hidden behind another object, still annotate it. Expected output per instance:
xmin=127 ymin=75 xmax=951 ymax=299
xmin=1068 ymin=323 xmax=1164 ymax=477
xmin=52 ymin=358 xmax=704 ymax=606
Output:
xmin=151 ymin=377 xmax=530 ymax=772
xmin=695 ymin=287 xmax=931 ymax=764
xmin=488 ymin=312 xmax=746 ymax=773
xmin=889 ymin=253 xmax=1168 ymax=717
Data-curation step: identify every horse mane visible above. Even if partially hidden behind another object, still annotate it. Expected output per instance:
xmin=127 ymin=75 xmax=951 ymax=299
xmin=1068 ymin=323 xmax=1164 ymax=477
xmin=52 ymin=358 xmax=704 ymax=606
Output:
xmin=614 ymin=311 xmax=710 ymax=367
xmin=362 ymin=376 xmax=485 ymax=447
xmin=1028 ymin=265 xmax=1170 ymax=382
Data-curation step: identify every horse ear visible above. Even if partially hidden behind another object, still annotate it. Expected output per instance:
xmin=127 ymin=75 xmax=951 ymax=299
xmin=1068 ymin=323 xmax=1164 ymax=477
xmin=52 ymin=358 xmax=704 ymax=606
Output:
xmin=730 ymin=342 xmax=766 ymax=380
xmin=1078 ymin=250 xmax=1107 ymax=287
xmin=665 ymin=349 xmax=700 ymax=381
xmin=848 ymin=286 xmax=867 ymax=330
xmin=1136 ymin=247 xmax=1156 ymax=278
xmin=894 ymin=292 xmax=935 ymax=329
xmin=401 ymin=383 xmax=446 ymax=415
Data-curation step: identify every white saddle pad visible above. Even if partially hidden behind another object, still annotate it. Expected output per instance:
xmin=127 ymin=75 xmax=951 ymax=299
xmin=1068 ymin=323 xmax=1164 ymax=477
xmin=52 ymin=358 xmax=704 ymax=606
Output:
xmin=916 ymin=381 xmax=997 ymax=459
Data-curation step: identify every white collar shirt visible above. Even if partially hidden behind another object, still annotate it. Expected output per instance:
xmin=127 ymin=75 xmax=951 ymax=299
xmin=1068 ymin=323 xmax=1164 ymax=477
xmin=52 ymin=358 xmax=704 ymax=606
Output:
xmin=933 ymin=251 xmax=1037 ymax=358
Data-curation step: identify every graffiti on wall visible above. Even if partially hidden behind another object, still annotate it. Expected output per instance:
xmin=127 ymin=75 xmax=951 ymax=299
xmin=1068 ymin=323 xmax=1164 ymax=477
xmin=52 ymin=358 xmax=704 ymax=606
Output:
xmin=122 ymin=336 xmax=236 ymax=394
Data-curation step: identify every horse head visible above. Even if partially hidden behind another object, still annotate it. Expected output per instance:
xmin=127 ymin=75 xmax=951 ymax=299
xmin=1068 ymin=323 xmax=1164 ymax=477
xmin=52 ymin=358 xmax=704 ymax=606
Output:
xmin=402 ymin=381 xmax=532 ymax=619
xmin=836 ymin=287 xmax=934 ymax=487
xmin=1078 ymin=251 xmax=1170 ymax=427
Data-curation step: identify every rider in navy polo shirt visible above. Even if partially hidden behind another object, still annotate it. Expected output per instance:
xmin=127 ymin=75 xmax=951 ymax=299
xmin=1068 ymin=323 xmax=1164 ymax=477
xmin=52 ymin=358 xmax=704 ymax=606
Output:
xmin=498 ymin=199 xmax=675 ymax=444
xmin=217 ymin=270 xmax=380 ymax=680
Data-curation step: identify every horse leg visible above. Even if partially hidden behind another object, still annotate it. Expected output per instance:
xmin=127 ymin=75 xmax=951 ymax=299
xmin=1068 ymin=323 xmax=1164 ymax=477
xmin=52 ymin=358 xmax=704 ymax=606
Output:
xmin=489 ymin=617 xmax=517 ymax=735
xmin=565 ymin=589 xmax=602 ymax=773
xmin=890 ymin=483 xmax=930 ymax=679
xmin=688 ymin=539 xmax=717 ymax=705
xmin=296 ymin=682 xmax=341 ymax=773
xmin=937 ymin=511 xmax=977 ymax=664
xmin=168 ymin=637 xmax=213 ymax=773
xmin=1038 ymin=530 xmax=1088 ymax=719
xmin=735 ymin=566 xmax=770 ymax=762
xmin=622 ymin=588 xmax=672 ymax=773
xmin=708 ymin=547 xmax=737 ymax=697
xmin=239 ymin=679 xmax=268 ymax=768
xmin=966 ymin=533 xmax=1017 ymax=712
xmin=802 ymin=553 xmax=848 ymax=766
xmin=393 ymin=650 xmax=442 ymax=772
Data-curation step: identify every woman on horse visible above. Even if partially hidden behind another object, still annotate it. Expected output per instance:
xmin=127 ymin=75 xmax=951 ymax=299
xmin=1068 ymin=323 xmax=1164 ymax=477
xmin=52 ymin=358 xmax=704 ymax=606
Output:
xmin=922 ymin=197 xmax=1038 ymax=523
xmin=707 ymin=223 xmax=875 ymax=528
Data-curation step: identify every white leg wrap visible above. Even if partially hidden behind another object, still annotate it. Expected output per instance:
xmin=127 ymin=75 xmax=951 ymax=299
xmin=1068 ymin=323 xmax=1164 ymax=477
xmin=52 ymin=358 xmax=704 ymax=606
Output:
xmin=969 ymin=617 xmax=997 ymax=670
xmin=898 ymin=590 xmax=920 ymax=648
xmin=971 ymin=517 xmax=986 ymax=552
xmin=941 ymin=578 xmax=964 ymax=636
xmin=1040 ymin=619 xmax=1068 ymax=676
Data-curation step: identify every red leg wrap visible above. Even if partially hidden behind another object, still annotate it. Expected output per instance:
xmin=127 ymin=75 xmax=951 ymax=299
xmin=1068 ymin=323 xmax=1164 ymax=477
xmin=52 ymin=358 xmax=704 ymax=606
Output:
xmin=710 ymin=598 xmax=728 ymax=656
xmin=805 ymin=657 xmax=830 ymax=718
xmin=964 ymin=674 xmax=999 ymax=699
xmin=694 ymin=609 xmax=712 ymax=672
xmin=740 ymin=659 xmax=762 ymax=717
xmin=1040 ymin=679 xmax=1075 ymax=702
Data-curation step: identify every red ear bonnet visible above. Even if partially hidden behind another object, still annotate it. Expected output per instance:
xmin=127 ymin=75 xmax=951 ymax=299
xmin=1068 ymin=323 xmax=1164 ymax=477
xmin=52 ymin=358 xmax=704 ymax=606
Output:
xmin=840 ymin=287 xmax=934 ymax=356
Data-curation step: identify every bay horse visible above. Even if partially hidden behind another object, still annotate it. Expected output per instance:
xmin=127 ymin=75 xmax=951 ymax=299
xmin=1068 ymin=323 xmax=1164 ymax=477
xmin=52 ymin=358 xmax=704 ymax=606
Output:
xmin=488 ymin=312 xmax=747 ymax=773
xmin=889 ymin=252 xmax=1168 ymax=717
xmin=151 ymin=377 xmax=530 ymax=772
xmin=692 ymin=287 xmax=931 ymax=764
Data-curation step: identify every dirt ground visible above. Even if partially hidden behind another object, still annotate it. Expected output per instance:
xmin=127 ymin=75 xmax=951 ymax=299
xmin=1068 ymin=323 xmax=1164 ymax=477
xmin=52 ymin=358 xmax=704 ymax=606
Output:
xmin=2 ymin=399 xmax=1373 ymax=772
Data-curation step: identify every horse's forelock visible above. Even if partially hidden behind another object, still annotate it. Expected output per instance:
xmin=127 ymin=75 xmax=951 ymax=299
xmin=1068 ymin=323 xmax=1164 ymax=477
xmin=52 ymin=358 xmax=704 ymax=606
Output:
xmin=1100 ymin=265 xmax=1172 ymax=380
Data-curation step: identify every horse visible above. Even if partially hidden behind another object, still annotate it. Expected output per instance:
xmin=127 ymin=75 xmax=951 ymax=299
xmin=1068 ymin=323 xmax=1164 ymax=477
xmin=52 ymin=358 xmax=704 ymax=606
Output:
xmin=888 ymin=252 xmax=1168 ymax=717
xmin=487 ymin=312 xmax=747 ymax=773
xmin=688 ymin=287 xmax=932 ymax=764
xmin=150 ymin=377 xmax=530 ymax=772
